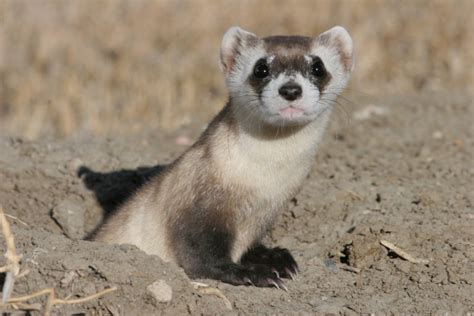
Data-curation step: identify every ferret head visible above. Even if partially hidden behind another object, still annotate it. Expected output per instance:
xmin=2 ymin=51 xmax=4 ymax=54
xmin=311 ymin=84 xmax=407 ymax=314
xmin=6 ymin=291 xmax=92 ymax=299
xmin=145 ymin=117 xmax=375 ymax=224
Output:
xmin=220 ymin=26 xmax=354 ymax=127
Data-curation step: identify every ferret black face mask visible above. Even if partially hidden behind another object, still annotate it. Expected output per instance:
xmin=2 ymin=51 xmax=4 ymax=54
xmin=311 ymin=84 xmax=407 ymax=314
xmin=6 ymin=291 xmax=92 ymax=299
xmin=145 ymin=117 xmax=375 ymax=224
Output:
xmin=221 ymin=26 xmax=354 ymax=127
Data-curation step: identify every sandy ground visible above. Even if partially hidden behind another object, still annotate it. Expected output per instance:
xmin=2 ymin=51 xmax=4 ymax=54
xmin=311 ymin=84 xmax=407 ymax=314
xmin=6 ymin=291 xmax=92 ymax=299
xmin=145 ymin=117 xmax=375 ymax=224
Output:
xmin=0 ymin=90 xmax=473 ymax=314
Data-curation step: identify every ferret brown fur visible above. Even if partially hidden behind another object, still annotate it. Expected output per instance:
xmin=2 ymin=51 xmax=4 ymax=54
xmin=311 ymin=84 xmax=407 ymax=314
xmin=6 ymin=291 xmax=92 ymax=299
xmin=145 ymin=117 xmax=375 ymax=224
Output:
xmin=93 ymin=26 xmax=354 ymax=289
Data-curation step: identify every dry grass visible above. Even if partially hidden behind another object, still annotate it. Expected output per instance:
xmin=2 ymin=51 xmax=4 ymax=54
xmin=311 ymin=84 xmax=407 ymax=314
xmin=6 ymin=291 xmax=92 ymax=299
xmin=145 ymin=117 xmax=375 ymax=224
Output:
xmin=1 ymin=0 xmax=473 ymax=139
xmin=0 ymin=205 xmax=117 ymax=315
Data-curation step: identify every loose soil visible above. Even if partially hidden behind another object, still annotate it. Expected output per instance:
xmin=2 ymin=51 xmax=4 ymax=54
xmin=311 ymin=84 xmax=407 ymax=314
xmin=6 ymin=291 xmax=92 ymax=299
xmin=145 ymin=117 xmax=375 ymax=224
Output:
xmin=0 ymin=91 xmax=473 ymax=314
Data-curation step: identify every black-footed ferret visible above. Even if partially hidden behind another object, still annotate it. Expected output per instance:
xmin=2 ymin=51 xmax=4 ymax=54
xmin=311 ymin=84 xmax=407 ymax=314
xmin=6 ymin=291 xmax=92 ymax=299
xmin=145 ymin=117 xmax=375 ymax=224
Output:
xmin=93 ymin=26 xmax=354 ymax=289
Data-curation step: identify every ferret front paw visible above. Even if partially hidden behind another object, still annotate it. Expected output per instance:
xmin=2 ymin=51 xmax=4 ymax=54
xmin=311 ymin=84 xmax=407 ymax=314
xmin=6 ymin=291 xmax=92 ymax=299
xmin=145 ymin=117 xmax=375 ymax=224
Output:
xmin=241 ymin=246 xmax=299 ymax=280
xmin=219 ymin=263 xmax=288 ymax=291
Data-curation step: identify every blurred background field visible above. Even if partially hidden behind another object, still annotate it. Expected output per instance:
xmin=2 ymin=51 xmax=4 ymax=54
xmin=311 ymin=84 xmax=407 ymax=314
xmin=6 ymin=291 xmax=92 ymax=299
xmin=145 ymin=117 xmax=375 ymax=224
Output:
xmin=1 ymin=0 xmax=473 ymax=139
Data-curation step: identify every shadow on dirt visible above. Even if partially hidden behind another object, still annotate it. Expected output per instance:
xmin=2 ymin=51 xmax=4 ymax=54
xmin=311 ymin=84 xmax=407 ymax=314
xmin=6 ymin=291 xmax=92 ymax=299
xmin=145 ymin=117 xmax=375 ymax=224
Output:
xmin=77 ymin=164 xmax=166 ymax=238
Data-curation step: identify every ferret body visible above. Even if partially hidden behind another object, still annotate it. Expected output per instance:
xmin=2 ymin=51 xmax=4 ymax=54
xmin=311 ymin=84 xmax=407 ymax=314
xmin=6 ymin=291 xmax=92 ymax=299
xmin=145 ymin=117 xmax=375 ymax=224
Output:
xmin=94 ymin=26 xmax=354 ymax=289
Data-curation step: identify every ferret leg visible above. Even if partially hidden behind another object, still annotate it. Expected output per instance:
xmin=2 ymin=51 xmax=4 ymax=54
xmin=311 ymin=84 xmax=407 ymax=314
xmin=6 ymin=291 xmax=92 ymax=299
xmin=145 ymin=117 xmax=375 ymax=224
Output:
xmin=240 ymin=244 xmax=299 ymax=279
xmin=170 ymin=221 xmax=287 ymax=289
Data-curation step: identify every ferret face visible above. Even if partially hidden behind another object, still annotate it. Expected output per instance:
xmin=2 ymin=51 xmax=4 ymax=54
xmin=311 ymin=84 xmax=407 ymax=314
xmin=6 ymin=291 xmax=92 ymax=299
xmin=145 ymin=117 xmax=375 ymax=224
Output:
xmin=220 ymin=26 xmax=354 ymax=127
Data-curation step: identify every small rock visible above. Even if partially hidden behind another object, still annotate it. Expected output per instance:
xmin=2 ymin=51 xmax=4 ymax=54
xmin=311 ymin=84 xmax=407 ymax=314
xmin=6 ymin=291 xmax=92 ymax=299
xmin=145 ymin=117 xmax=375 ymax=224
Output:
xmin=342 ymin=233 xmax=383 ymax=270
xmin=106 ymin=304 xmax=122 ymax=316
xmin=147 ymin=280 xmax=173 ymax=303
xmin=323 ymin=258 xmax=338 ymax=271
xmin=51 ymin=200 xmax=85 ymax=239
xmin=432 ymin=130 xmax=443 ymax=139
xmin=60 ymin=270 xmax=79 ymax=288
xmin=353 ymin=104 xmax=389 ymax=120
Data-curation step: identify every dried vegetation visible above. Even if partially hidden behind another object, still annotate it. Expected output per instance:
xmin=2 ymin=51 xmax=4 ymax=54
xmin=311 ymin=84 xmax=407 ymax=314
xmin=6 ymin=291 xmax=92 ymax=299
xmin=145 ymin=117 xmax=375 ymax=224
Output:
xmin=1 ymin=0 xmax=473 ymax=139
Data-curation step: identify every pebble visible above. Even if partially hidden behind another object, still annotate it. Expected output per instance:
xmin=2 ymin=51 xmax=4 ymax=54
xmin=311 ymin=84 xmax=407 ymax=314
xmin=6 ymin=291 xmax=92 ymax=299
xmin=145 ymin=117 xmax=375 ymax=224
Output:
xmin=353 ymin=104 xmax=389 ymax=120
xmin=51 ymin=200 xmax=85 ymax=239
xmin=60 ymin=270 xmax=79 ymax=288
xmin=147 ymin=279 xmax=173 ymax=303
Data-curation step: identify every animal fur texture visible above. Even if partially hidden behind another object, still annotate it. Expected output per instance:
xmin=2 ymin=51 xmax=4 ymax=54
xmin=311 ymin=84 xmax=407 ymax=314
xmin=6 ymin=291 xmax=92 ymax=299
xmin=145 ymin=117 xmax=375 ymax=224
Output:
xmin=94 ymin=26 xmax=354 ymax=289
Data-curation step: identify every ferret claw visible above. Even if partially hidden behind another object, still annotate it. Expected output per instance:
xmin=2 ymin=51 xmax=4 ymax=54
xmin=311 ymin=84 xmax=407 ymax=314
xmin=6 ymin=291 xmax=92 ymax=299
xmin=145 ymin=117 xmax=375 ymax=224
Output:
xmin=269 ymin=278 xmax=288 ymax=292
xmin=271 ymin=268 xmax=280 ymax=279
xmin=269 ymin=279 xmax=280 ymax=290
xmin=243 ymin=277 xmax=254 ymax=286
xmin=290 ymin=272 xmax=296 ymax=280
xmin=279 ymin=281 xmax=289 ymax=292
xmin=293 ymin=265 xmax=299 ymax=275
xmin=284 ymin=268 xmax=295 ymax=280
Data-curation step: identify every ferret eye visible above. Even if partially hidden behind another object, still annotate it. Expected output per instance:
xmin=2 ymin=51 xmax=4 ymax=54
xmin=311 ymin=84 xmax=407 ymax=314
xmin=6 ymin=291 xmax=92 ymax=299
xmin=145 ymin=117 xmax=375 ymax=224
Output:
xmin=253 ymin=59 xmax=269 ymax=78
xmin=311 ymin=59 xmax=326 ymax=78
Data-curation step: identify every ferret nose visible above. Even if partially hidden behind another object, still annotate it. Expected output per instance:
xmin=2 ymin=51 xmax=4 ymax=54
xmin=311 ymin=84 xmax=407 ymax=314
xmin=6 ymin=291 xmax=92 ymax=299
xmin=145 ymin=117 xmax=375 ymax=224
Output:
xmin=278 ymin=83 xmax=302 ymax=101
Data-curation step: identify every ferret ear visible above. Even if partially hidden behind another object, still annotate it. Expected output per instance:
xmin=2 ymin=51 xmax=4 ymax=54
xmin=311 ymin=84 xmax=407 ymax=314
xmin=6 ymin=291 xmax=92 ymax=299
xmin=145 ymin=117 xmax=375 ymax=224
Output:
xmin=220 ymin=26 xmax=259 ymax=74
xmin=317 ymin=26 xmax=355 ymax=73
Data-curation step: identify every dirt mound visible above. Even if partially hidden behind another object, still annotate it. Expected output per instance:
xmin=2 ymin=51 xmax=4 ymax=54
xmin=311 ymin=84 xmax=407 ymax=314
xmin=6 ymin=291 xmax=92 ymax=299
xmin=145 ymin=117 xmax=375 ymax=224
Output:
xmin=0 ymin=91 xmax=473 ymax=314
